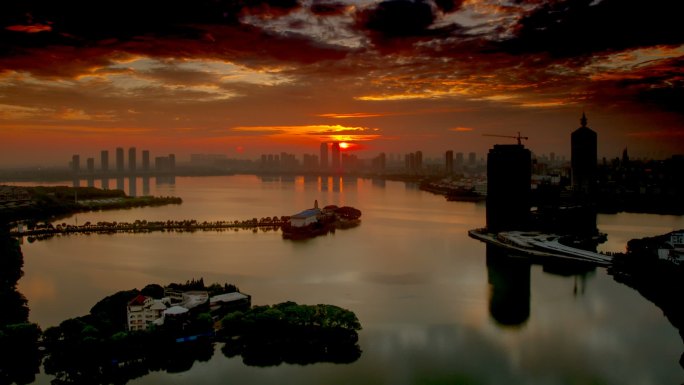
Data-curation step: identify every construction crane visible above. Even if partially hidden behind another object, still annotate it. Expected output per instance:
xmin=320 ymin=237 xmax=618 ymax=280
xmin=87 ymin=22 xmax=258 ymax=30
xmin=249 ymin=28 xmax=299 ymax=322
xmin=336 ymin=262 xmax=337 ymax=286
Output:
xmin=483 ymin=132 xmax=529 ymax=145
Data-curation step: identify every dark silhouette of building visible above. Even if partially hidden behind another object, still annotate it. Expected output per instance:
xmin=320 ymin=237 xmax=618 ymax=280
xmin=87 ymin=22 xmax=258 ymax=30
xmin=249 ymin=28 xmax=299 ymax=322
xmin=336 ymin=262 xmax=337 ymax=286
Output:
xmin=468 ymin=152 xmax=476 ymax=165
xmin=128 ymin=147 xmax=136 ymax=172
xmin=320 ymin=143 xmax=328 ymax=170
xmin=142 ymin=150 xmax=150 ymax=171
xmin=70 ymin=155 xmax=80 ymax=173
xmin=445 ymin=150 xmax=453 ymax=174
xmin=101 ymin=150 xmax=109 ymax=172
xmin=571 ymin=113 xmax=597 ymax=197
xmin=415 ymin=151 xmax=423 ymax=172
xmin=331 ymin=142 xmax=341 ymax=171
xmin=486 ymin=144 xmax=531 ymax=232
xmin=86 ymin=158 xmax=95 ymax=173
xmin=116 ymin=147 xmax=124 ymax=172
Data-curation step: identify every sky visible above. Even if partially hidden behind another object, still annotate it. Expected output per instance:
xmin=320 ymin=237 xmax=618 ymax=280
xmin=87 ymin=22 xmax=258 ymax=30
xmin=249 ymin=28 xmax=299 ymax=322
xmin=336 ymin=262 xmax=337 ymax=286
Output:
xmin=1 ymin=0 xmax=683 ymax=167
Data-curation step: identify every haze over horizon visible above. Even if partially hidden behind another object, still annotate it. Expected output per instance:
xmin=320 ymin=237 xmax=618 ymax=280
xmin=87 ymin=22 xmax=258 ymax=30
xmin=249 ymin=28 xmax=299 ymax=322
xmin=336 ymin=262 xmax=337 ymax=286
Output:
xmin=1 ymin=0 xmax=683 ymax=167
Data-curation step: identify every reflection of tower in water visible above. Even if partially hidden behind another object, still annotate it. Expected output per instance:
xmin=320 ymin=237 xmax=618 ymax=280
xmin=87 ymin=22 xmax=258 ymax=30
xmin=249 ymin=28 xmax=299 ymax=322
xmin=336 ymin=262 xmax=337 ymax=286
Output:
xmin=486 ymin=245 xmax=530 ymax=327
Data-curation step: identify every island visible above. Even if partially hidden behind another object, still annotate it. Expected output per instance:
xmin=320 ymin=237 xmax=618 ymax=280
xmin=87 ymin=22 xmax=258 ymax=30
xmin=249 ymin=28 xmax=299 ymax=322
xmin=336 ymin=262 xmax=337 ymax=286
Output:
xmin=281 ymin=200 xmax=362 ymax=240
xmin=0 ymin=185 xmax=182 ymax=224
xmin=39 ymin=278 xmax=362 ymax=384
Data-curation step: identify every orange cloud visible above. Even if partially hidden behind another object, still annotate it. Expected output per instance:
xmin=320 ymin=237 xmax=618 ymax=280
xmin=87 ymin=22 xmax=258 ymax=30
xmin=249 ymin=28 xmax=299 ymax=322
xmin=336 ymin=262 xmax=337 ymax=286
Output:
xmin=231 ymin=125 xmax=381 ymax=143
xmin=5 ymin=24 xmax=52 ymax=33
xmin=317 ymin=112 xmax=384 ymax=119
xmin=449 ymin=127 xmax=474 ymax=132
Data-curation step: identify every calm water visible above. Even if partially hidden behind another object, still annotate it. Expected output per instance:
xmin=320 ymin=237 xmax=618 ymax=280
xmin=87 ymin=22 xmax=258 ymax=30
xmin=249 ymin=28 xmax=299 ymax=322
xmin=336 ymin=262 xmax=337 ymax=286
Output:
xmin=15 ymin=175 xmax=684 ymax=385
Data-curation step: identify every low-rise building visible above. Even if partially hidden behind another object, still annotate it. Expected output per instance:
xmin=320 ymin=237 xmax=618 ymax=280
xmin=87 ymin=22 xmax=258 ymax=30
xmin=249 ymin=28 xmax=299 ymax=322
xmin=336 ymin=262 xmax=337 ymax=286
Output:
xmin=290 ymin=200 xmax=321 ymax=227
xmin=127 ymin=294 xmax=167 ymax=331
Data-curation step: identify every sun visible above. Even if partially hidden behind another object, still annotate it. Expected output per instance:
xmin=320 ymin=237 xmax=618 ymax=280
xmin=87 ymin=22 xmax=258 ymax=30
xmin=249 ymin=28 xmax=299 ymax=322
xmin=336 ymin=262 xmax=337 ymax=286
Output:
xmin=339 ymin=142 xmax=350 ymax=149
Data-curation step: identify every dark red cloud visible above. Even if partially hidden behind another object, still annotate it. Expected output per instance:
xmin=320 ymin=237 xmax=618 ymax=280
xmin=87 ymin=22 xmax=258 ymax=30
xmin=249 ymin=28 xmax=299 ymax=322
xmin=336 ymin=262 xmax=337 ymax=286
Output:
xmin=310 ymin=1 xmax=349 ymax=16
xmin=356 ymin=0 xmax=435 ymax=38
xmin=500 ymin=0 xmax=684 ymax=57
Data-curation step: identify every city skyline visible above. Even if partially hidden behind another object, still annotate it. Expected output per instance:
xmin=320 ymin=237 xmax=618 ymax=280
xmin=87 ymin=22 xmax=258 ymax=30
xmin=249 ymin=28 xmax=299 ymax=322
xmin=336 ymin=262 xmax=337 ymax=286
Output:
xmin=1 ymin=1 xmax=683 ymax=166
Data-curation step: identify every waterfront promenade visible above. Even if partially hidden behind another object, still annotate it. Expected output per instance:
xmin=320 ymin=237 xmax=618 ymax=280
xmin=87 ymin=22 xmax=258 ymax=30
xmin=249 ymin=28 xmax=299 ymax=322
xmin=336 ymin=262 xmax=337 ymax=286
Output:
xmin=11 ymin=218 xmax=288 ymax=238
xmin=468 ymin=229 xmax=613 ymax=266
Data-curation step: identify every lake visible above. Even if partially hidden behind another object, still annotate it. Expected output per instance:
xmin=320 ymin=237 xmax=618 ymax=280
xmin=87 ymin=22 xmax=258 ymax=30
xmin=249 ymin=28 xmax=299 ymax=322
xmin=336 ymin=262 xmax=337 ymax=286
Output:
xmin=15 ymin=175 xmax=684 ymax=384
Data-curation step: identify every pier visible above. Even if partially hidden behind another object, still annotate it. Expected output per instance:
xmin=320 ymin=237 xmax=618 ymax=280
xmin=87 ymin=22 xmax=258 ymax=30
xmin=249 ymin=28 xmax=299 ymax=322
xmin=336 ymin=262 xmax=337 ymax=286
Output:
xmin=468 ymin=229 xmax=613 ymax=266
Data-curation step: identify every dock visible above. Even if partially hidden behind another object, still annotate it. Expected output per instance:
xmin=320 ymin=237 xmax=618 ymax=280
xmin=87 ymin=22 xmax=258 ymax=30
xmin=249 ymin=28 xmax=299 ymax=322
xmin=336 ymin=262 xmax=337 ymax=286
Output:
xmin=468 ymin=229 xmax=612 ymax=266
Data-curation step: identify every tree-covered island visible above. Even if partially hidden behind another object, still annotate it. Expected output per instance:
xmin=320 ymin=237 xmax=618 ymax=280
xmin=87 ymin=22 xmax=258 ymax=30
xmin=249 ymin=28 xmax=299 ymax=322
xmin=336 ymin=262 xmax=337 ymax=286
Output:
xmin=39 ymin=278 xmax=362 ymax=384
xmin=0 ymin=185 xmax=182 ymax=224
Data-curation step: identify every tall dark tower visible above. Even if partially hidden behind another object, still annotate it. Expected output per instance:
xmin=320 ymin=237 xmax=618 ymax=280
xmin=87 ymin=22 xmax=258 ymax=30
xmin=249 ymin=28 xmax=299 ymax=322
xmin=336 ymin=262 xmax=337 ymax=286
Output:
xmin=571 ymin=113 xmax=597 ymax=197
xmin=445 ymin=150 xmax=454 ymax=174
xmin=331 ymin=142 xmax=341 ymax=171
xmin=320 ymin=142 xmax=329 ymax=170
xmin=486 ymin=144 xmax=531 ymax=232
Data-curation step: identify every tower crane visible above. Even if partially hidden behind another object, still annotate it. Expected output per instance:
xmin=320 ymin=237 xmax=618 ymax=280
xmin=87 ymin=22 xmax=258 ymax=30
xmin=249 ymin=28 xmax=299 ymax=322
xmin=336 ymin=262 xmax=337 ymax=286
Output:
xmin=483 ymin=132 xmax=529 ymax=145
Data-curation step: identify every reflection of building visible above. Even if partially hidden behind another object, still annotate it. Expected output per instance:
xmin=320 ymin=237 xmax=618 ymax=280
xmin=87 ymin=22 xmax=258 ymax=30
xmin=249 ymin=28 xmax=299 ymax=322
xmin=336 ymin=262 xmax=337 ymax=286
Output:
xmin=486 ymin=144 xmax=532 ymax=232
xmin=486 ymin=245 xmax=530 ymax=327
xmin=571 ymin=113 xmax=597 ymax=197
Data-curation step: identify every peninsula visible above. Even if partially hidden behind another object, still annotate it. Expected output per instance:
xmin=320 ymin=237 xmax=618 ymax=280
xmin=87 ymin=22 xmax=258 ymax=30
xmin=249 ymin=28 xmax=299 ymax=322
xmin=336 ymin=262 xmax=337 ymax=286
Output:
xmin=0 ymin=185 xmax=181 ymax=223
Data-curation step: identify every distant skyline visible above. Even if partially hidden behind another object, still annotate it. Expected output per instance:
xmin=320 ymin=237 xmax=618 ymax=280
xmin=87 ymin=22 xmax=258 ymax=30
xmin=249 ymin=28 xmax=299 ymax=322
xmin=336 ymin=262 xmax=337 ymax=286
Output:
xmin=1 ymin=0 xmax=683 ymax=167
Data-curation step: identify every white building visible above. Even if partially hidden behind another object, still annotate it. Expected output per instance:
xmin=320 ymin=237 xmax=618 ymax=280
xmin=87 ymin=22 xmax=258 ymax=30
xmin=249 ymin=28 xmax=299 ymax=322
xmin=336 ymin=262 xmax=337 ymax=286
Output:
xmin=127 ymin=294 xmax=167 ymax=331
xmin=658 ymin=232 xmax=684 ymax=265
xmin=290 ymin=200 xmax=321 ymax=227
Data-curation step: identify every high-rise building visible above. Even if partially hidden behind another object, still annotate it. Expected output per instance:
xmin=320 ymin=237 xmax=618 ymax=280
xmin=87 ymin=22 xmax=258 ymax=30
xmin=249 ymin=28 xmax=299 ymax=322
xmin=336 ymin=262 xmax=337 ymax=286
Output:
xmin=116 ymin=147 xmax=124 ymax=172
xmin=415 ymin=151 xmax=423 ymax=172
xmin=468 ymin=152 xmax=477 ymax=165
xmin=101 ymin=150 xmax=109 ymax=172
xmin=571 ymin=113 xmax=597 ymax=197
xmin=320 ymin=143 xmax=329 ymax=170
xmin=142 ymin=150 xmax=150 ymax=171
xmin=331 ymin=142 xmax=341 ymax=170
xmin=445 ymin=150 xmax=454 ymax=174
xmin=168 ymin=154 xmax=176 ymax=169
xmin=486 ymin=144 xmax=531 ymax=232
xmin=456 ymin=152 xmax=464 ymax=168
xmin=71 ymin=155 xmax=80 ymax=173
xmin=128 ymin=147 xmax=137 ymax=172
xmin=86 ymin=158 xmax=95 ymax=173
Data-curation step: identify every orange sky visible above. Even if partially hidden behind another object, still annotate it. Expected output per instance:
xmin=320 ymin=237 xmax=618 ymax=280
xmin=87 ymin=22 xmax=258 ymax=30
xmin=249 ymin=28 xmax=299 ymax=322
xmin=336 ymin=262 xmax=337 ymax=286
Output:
xmin=1 ymin=0 xmax=683 ymax=166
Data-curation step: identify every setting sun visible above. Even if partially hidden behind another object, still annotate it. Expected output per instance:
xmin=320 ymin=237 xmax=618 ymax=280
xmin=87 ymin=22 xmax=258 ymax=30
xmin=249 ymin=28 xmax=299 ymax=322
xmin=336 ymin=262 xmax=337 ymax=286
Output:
xmin=339 ymin=142 xmax=350 ymax=149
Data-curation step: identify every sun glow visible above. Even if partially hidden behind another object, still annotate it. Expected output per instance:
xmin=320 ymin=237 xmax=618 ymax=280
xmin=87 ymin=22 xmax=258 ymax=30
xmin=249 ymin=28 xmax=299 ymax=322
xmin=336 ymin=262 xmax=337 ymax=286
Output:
xmin=339 ymin=142 xmax=350 ymax=149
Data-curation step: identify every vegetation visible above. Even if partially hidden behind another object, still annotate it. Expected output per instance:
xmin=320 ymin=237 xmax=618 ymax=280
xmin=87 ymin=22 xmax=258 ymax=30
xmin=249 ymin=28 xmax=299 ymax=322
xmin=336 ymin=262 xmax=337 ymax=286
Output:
xmin=0 ymin=185 xmax=182 ymax=223
xmin=608 ymin=230 xmax=684 ymax=369
xmin=0 ymin=227 xmax=42 ymax=385
xmin=219 ymin=302 xmax=362 ymax=366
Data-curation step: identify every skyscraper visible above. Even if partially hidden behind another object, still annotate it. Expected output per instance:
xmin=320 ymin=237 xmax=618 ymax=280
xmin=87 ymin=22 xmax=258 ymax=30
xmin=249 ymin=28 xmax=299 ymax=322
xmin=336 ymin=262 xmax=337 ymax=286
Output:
xmin=415 ymin=151 xmax=423 ymax=172
xmin=70 ymin=155 xmax=80 ymax=173
xmin=571 ymin=113 xmax=597 ymax=197
xmin=320 ymin=142 xmax=328 ymax=170
xmin=101 ymin=150 xmax=109 ymax=172
xmin=331 ymin=142 xmax=341 ymax=171
xmin=128 ymin=147 xmax=136 ymax=172
xmin=142 ymin=150 xmax=150 ymax=171
xmin=86 ymin=158 xmax=95 ymax=173
xmin=486 ymin=144 xmax=531 ymax=232
xmin=445 ymin=150 xmax=454 ymax=174
xmin=116 ymin=147 xmax=124 ymax=172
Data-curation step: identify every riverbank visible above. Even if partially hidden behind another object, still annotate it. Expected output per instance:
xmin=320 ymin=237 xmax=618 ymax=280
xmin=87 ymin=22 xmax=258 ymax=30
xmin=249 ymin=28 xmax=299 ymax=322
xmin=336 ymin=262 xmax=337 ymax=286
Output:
xmin=0 ymin=185 xmax=182 ymax=223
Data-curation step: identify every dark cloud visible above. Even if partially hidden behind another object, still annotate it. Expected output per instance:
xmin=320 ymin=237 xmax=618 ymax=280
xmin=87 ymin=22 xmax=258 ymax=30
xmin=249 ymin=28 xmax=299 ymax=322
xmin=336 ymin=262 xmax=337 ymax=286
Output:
xmin=501 ymin=0 xmax=684 ymax=57
xmin=310 ymin=1 xmax=348 ymax=16
xmin=433 ymin=0 xmax=465 ymax=14
xmin=356 ymin=0 xmax=436 ymax=38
